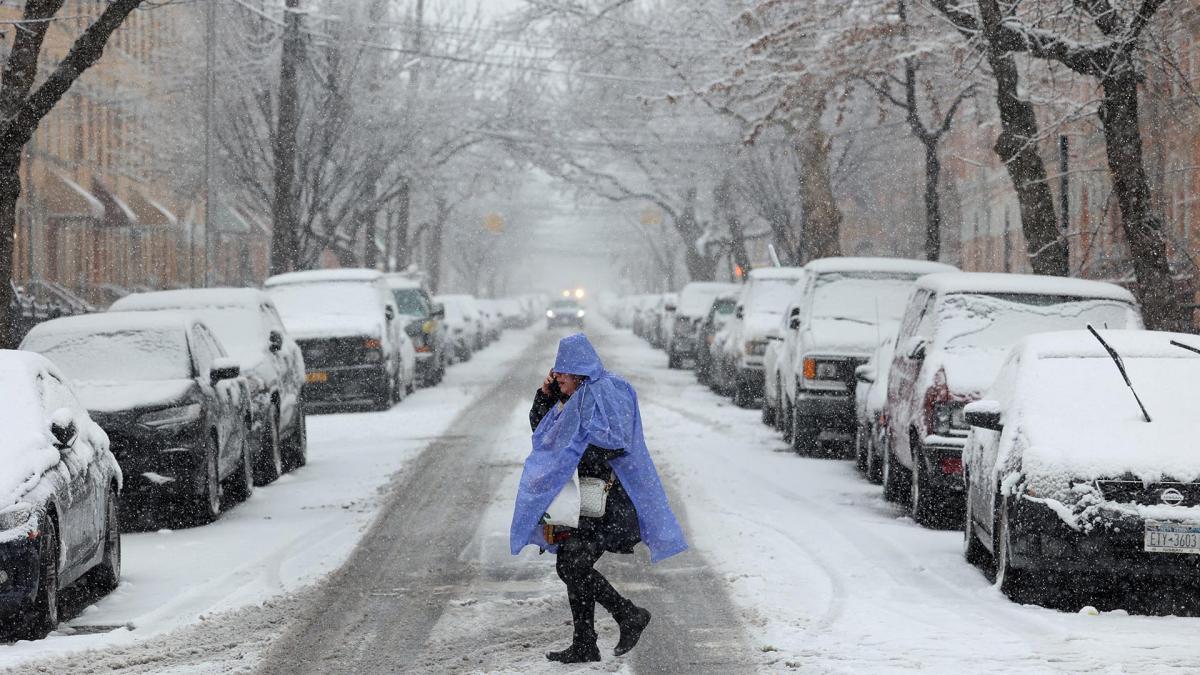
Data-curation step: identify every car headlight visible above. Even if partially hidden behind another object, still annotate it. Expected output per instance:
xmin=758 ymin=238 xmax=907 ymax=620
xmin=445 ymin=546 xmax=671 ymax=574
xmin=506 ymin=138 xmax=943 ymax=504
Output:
xmin=744 ymin=340 xmax=767 ymax=356
xmin=138 ymin=403 xmax=202 ymax=430
xmin=547 ymin=310 xmax=556 ymax=318
xmin=802 ymin=358 xmax=841 ymax=381
xmin=576 ymin=310 xmax=585 ymax=318
xmin=932 ymin=402 xmax=968 ymax=435
xmin=0 ymin=503 xmax=32 ymax=532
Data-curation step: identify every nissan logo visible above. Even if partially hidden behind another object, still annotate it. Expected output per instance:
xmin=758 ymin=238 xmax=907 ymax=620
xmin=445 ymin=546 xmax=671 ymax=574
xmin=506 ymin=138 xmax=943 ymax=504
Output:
xmin=1161 ymin=488 xmax=1185 ymax=506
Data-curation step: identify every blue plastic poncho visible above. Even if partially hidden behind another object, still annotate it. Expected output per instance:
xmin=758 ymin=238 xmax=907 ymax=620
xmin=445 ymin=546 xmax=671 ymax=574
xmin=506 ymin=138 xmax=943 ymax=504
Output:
xmin=509 ymin=333 xmax=688 ymax=563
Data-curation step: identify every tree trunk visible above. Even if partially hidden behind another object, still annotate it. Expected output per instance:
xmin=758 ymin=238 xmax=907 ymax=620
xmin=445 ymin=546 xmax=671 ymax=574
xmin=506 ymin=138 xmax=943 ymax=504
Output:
xmin=715 ymin=174 xmax=750 ymax=275
xmin=428 ymin=198 xmax=446 ymax=294
xmin=985 ymin=47 xmax=1068 ymax=276
xmin=675 ymin=188 xmax=717 ymax=281
xmin=0 ymin=152 xmax=20 ymax=347
xmin=1099 ymin=72 xmax=1184 ymax=330
xmin=270 ymin=0 xmax=303 ymax=275
xmin=914 ymin=139 xmax=941 ymax=262
xmin=394 ymin=178 xmax=411 ymax=270
xmin=788 ymin=97 xmax=843 ymax=262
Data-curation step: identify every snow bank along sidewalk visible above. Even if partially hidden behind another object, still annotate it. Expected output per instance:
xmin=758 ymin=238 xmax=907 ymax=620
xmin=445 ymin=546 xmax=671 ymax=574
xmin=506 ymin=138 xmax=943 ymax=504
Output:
xmin=0 ymin=327 xmax=540 ymax=672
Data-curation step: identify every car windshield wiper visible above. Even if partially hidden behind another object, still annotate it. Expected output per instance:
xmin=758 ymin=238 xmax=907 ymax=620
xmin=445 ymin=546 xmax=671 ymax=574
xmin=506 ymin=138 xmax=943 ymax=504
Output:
xmin=818 ymin=315 xmax=874 ymax=326
xmin=1170 ymin=339 xmax=1200 ymax=357
xmin=1087 ymin=324 xmax=1151 ymax=423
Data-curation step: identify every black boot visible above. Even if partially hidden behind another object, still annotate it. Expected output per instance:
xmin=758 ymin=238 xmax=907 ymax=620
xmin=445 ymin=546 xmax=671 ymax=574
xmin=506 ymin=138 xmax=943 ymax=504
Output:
xmin=546 ymin=641 xmax=601 ymax=664
xmin=614 ymin=607 xmax=651 ymax=656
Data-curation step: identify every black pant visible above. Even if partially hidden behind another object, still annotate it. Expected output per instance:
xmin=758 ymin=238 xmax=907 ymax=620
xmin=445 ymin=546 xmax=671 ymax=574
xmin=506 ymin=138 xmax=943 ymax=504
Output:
xmin=556 ymin=535 xmax=636 ymax=644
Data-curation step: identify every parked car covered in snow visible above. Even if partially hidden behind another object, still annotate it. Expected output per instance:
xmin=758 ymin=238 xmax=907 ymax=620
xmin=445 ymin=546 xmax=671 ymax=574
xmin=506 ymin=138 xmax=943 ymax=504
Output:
xmin=266 ymin=269 xmax=417 ymax=412
xmin=783 ymin=257 xmax=957 ymax=454
xmin=649 ymin=293 xmax=678 ymax=349
xmin=962 ymin=330 xmax=1200 ymax=602
xmin=22 ymin=312 xmax=255 ymax=525
xmin=722 ymin=267 xmax=807 ymax=407
xmin=883 ymin=273 xmax=1142 ymax=526
xmin=385 ymin=274 xmax=448 ymax=386
xmin=696 ymin=292 xmax=739 ymax=386
xmin=0 ymin=351 xmax=121 ymax=640
xmin=853 ymin=331 xmax=896 ymax=483
xmin=109 ymin=288 xmax=308 ymax=481
xmin=667 ymin=282 xmax=738 ymax=369
xmin=764 ymin=275 xmax=809 ymax=433
xmin=436 ymin=294 xmax=482 ymax=361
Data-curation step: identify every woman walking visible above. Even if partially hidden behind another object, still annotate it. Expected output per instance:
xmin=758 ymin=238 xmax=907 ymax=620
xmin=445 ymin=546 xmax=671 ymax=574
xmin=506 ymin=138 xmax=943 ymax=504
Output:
xmin=511 ymin=333 xmax=688 ymax=664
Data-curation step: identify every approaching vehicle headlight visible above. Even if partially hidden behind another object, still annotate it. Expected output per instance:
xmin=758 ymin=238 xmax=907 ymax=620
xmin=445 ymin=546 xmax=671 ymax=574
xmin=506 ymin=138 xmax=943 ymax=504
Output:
xmin=576 ymin=310 xmax=585 ymax=318
xmin=0 ymin=503 xmax=32 ymax=532
xmin=547 ymin=310 xmax=556 ymax=318
xmin=138 ymin=403 xmax=202 ymax=430
xmin=744 ymin=340 xmax=768 ymax=356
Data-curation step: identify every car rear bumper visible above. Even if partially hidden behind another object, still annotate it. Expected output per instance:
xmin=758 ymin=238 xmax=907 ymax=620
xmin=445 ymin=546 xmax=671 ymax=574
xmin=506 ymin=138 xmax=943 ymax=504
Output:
xmin=918 ymin=435 xmax=967 ymax=492
xmin=670 ymin=336 xmax=701 ymax=357
xmin=104 ymin=423 xmax=208 ymax=497
xmin=1009 ymin=499 xmax=1200 ymax=576
xmin=735 ymin=365 xmax=764 ymax=393
xmin=0 ymin=537 xmax=40 ymax=616
xmin=303 ymin=364 xmax=390 ymax=409
xmin=794 ymin=390 xmax=854 ymax=432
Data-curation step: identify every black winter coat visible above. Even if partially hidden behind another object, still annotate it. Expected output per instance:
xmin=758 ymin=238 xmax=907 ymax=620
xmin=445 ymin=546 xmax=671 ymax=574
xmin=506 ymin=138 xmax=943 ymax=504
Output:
xmin=530 ymin=388 xmax=641 ymax=554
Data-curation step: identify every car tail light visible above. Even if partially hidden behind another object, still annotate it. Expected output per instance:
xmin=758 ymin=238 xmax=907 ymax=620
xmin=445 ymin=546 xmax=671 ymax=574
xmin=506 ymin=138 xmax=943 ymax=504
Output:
xmin=415 ymin=345 xmax=432 ymax=353
xmin=364 ymin=338 xmax=381 ymax=350
xmin=940 ymin=456 xmax=963 ymax=475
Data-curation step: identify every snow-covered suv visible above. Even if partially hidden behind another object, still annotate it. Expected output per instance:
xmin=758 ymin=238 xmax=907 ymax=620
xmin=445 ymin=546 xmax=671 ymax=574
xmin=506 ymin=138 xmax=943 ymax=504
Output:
xmin=725 ymin=267 xmax=806 ymax=407
xmin=883 ymin=273 xmax=1143 ymax=526
xmin=784 ymin=257 xmax=957 ymax=454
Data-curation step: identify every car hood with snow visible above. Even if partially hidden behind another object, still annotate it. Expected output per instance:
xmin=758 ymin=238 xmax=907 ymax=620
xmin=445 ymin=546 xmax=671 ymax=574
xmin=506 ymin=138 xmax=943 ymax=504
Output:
xmin=275 ymin=314 xmax=383 ymax=341
xmin=75 ymin=379 xmax=198 ymax=415
xmin=803 ymin=317 xmax=893 ymax=357
xmin=986 ymin=331 xmax=1200 ymax=524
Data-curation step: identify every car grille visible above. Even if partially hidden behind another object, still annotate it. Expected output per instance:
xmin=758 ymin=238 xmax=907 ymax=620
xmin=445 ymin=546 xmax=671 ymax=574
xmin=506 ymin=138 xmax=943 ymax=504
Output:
xmin=1096 ymin=480 xmax=1200 ymax=507
xmin=298 ymin=337 xmax=372 ymax=368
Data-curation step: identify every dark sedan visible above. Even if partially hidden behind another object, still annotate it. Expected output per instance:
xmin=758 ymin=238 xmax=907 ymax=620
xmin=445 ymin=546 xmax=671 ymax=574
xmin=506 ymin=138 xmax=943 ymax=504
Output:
xmin=546 ymin=299 xmax=585 ymax=329
xmin=0 ymin=351 xmax=121 ymax=640
xmin=21 ymin=312 xmax=254 ymax=526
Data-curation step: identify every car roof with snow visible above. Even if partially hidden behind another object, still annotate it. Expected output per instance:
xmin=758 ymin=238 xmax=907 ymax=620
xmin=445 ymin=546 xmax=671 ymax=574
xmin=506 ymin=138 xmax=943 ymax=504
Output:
xmin=109 ymin=287 xmax=271 ymax=312
xmin=265 ymin=268 xmax=383 ymax=287
xmin=23 ymin=310 xmax=202 ymax=339
xmin=803 ymin=257 xmax=958 ymax=276
xmin=747 ymin=266 xmax=805 ymax=281
xmin=917 ymin=272 xmax=1136 ymax=302
xmin=384 ymin=274 xmax=424 ymax=290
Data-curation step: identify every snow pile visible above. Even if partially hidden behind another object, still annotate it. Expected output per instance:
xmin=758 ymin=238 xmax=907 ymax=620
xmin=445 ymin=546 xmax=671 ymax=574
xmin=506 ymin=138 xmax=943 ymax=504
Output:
xmin=1007 ymin=331 xmax=1200 ymax=506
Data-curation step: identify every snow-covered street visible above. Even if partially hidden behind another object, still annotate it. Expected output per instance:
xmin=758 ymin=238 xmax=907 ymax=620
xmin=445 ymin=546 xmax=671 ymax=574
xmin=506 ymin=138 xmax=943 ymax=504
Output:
xmin=5 ymin=320 xmax=1200 ymax=674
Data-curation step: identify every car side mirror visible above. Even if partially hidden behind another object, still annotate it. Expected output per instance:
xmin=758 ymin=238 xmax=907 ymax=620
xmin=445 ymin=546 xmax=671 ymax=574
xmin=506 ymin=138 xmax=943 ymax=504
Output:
xmin=210 ymin=357 xmax=241 ymax=385
xmin=50 ymin=408 xmax=77 ymax=451
xmin=268 ymin=330 xmax=284 ymax=353
xmin=964 ymin=399 xmax=1003 ymax=432
xmin=432 ymin=303 xmax=446 ymax=319
xmin=664 ymin=303 xmax=677 ymax=313
xmin=855 ymin=365 xmax=875 ymax=384
xmin=905 ymin=336 xmax=927 ymax=361
xmin=385 ymin=305 xmax=396 ymax=321
xmin=404 ymin=321 xmax=422 ymax=337
xmin=789 ymin=315 xmax=801 ymax=330
xmin=735 ymin=306 xmax=744 ymax=319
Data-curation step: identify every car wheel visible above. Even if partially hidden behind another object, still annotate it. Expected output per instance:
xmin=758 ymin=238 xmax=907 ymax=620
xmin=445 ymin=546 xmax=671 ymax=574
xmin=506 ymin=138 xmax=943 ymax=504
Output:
xmin=781 ymin=396 xmax=793 ymax=442
xmin=254 ymin=406 xmax=283 ymax=485
xmin=667 ymin=352 xmax=681 ymax=369
xmin=190 ymin=434 xmax=222 ymax=525
xmin=882 ymin=439 xmax=910 ymax=503
xmin=791 ymin=404 xmax=819 ymax=455
xmin=963 ymin=480 xmax=991 ymax=568
xmin=16 ymin=513 xmax=59 ymax=640
xmin=226 ymin=428 xmax=255 ymax=505
xmin=995 ymin=500 xmax=1033 ymax=603
xmin=761 ymin=397 xmax=775 ymax=426
xmin=87 ymin=490 xmax=121 ymax=593
xmin=866 ymin=433 xmax=883 ymax=484
xmin=283 ymin=401 xmax=308 ymax=471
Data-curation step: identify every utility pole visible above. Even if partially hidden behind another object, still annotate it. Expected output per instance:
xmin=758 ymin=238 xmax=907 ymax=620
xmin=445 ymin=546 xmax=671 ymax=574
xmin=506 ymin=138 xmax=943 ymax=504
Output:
xmin=271 ymin=0 xmax=303 ymax=275
xmin=203 ymin=0 xmax=216 ymax=286
xmin=394 ymin=0 xmax=423 ymax=270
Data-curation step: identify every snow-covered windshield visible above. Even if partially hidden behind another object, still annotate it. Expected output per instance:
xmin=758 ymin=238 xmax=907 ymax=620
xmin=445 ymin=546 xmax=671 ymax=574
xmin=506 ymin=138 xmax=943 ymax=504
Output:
xmin=268 ymin=283 xmax=381 ymax=320
xmin=24 ymin=329 xmax=192 ymax=381
xmin=939 ymin=294 xmax=1140 ymax=351
xmin=810 ymin=273 xmax=918 ymax=324
xmin=679 ymin=286 xmax=732 ymax=316
xmin=391 ymin=288 xmax=428 ymax=317
xmin=746 ymin=280 xmax=797 ymax=315
xmin=173 ymin=308 xmax=264 ymax=363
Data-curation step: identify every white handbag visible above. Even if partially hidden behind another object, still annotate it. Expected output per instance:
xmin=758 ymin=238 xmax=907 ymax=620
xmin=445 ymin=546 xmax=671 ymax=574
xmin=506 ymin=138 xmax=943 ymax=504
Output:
xmin=579 ymin=474 xmax=615 ymax=519
xmin=544 ymin=471 xmax=615 ymax=527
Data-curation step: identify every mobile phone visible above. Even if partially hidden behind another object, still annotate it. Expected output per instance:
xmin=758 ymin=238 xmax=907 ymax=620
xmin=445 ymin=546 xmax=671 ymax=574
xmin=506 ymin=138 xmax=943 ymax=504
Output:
xmin=547 ymin=378 xmax=564 ymax=401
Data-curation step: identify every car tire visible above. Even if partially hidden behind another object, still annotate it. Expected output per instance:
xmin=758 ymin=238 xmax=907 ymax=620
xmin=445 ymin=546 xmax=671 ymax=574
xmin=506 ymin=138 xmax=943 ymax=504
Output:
xmin=761 ymin=398 xmax=775 ymax=426
xmin=995 ymin=500 xmax=1033 ymax=603
xmin=910 ymin=448 xmax=938 ymax=526
xmin=86 ymin=490 xmax=121 ymax=594
xmin=882 ymin=439 xmax=910 ymax=503
xmin=781 ymin=396 xmax=793 ymax=442
xmin=733 ymin=379 xmax=755 ymax=409
xmin=791 ymin=404 xmax=819 ymax=455
xmin=190 ymin=433 xmax=222 ymax=526
xmin=667 ymin=352 xmax=681 ymax=369
xmin=226 ymin=428 xmax=256 ymax=505
xmin=283 ymin=402 xmax=308 ymax=471
xmin=866 ymin=433 xmax=883 ymax=484
xmin=963 ymin=481 xmax=991 ymax=568
xmin=254 ymin=405 xmax=283 ymax=485
xmin=16 ymin=514 xmax=59 ymax=640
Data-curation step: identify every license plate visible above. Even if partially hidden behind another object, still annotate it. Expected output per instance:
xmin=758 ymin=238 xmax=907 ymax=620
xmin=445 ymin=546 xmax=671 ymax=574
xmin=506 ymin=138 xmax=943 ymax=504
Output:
xmin=305 ymin=371 xmax=328 ymax=384
xmin=1144 ymin=521 xmax=1200 ymax=554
